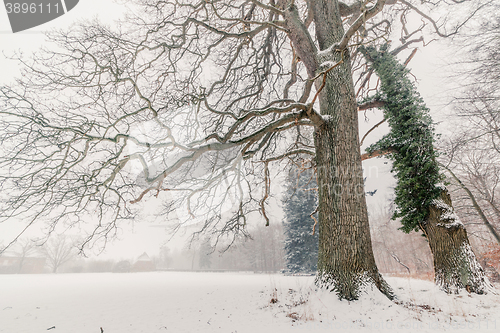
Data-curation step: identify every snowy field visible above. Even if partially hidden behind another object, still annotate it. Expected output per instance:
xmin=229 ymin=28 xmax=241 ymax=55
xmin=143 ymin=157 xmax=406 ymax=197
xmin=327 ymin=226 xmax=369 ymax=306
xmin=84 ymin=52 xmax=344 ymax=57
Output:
xmin=0 ymin=272 xmax=498 ymax=333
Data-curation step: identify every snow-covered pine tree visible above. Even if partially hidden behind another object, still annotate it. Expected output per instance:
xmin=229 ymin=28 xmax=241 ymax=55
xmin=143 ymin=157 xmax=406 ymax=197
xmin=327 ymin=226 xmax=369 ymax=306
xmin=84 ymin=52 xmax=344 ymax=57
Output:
xmin=361 ymin=45 xmax=490 ymax=294
xmin=283 ymin=169 xmax=318 ymax=274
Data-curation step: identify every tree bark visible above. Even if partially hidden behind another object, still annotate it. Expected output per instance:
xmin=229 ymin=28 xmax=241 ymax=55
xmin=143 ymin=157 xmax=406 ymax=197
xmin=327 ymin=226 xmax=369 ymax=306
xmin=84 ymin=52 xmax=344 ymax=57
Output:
xmin=422 ymin=189 xmax=490 ymax=294
xmin=309 ymin=0 xmax=393 ymax=300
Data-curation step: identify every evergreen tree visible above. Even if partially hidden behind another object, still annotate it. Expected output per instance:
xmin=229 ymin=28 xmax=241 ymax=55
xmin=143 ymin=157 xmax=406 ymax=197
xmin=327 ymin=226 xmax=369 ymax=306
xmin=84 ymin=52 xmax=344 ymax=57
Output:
xmin=283 ymin=169 xmax=318 ymax=274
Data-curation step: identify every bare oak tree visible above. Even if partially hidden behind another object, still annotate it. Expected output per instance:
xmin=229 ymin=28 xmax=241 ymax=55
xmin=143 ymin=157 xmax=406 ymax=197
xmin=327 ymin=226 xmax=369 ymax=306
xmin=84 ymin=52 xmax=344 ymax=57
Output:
xmin=39 ymin=235 xmax=77 ymax=273
xmin=442 ymin=11 xmax=500 ymax=245
xmin=0 ymin=0 xmax=487 ymax=299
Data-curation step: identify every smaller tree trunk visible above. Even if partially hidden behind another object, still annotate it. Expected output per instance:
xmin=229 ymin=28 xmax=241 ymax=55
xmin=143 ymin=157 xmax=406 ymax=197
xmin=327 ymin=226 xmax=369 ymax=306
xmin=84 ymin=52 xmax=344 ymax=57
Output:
xmin=421 ymin=189 xmax=491 ymax=294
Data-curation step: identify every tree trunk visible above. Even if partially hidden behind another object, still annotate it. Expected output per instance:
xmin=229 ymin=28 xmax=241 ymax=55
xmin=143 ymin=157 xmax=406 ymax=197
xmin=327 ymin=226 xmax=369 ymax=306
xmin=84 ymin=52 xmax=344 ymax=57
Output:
xmin=422 ymin=189 xmax=490 ymax=294
xmin=310 ymin=0 xmax=393 ymax=300
xmin=314 ymin=118 xmax=393 ymax=300
xmin=282 ymin=0 xmax=392 ymax=299
xmin=360 ymin=45 xmax=492 ymax=295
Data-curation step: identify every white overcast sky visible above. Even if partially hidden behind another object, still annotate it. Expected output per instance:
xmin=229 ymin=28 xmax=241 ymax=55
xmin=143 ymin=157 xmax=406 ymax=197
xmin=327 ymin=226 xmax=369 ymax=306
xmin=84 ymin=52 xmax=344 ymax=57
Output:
xmin=0 ymin=1 xmax=453 ymax=259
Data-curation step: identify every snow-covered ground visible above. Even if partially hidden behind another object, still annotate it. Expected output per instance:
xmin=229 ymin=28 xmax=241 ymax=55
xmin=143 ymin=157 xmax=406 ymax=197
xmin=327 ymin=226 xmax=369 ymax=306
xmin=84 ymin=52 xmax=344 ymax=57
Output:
xmin=0 ymin=272 xmax=498 ymax=333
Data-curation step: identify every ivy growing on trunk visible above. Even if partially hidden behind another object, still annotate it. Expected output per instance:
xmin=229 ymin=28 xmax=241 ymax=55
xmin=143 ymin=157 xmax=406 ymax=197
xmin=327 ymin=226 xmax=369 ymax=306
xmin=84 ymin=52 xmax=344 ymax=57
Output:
xmin=361 ymin=44 xmax=443 ymax=233
xmin=361 ymin=45 xmax=490 ymax=294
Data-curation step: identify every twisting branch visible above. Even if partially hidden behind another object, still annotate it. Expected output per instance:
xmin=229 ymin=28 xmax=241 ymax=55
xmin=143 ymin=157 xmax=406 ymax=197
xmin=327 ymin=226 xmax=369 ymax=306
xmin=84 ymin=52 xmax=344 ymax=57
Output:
xmin=283 ymin=3 xmax=318 ymax=77
xmin=358 ymin=99 xmax=385 ymax=111
xmin=361 ymin=148 xmax=395 ymax=161
xmin=310 ymin=59 xmax=345 ymax=105
xmin=390 ymin=36 xmax=424 ymax=56
xmin=398 ymin=0 xmax=489 ymax=38
xmin=338 ymin=0 xmax=387 ymax=50
xmin=360 ymin=118 xmax=386 ymax=146
xmin=391 ymin=254 xmax=411 ymax=274
xmin=249 ymin=0 xmax=284 ymax=15
xmin=403 ymin=48 xmax=418 ymax=66
xmin=283 ymin=51 xmax=299 ymax=100
xmin=262 ymin=149 xmax=315 ymax=163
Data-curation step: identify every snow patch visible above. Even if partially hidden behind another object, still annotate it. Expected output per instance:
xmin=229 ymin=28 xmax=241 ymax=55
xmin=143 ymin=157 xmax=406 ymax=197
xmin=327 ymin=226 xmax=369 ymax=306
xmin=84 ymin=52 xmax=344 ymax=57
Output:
xmin=460 ymin=243 xmax=495 ymax=293
xmin=1 ymin=272 xmax=498 ymax=332
xmin=431 ymin=198 xmax=450 ymax=210
xmin=316 ymin=44 xmax=335 ymax=59
xmin=319 ymin=60 xmax=339 ymax=69
xmin=322 ymin=114 xmax=333 ymax=122
xmin=315 ymin=270 xmax=373 ymax=299
xmin=435 ymin=242 xmax=494 ymax=295
xmin=435 ymin=183 xmax=447 ymax=190
xmin=270 ymin=275 xmax=500 ymax=332
xmin=431 ymin=198 xmax=464 ymax=228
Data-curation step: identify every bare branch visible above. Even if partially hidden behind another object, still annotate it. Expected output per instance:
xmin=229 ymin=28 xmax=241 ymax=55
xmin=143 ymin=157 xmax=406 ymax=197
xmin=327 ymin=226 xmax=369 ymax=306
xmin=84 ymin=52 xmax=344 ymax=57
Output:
xmin=361 ymin=148 xmax=395 ymax=161
xmin=262 ymin=149 xmax=315 ymax=163
xmin=390 ymin=37 xmax=424 ymax=56
xmin=441 ymin=163 xmax=500 ymax=243
xmin=249 ymin=0 xmax=285 ymax=16
xmin=338 ymin=1 xmax=363 ymax=17
xmin=311 ymin=205 xmax=319 ymax=235
xmin=338 ymin=0 xmax=387 ymax=50
xmin=283 ymin=4 xmax=318 ymax=77
xmin=398 ymin=0 xmax=489 ymax=38
xmin=357 ymin=99 xmax=385 ymax=111
xmin=360 ymin=118 xmax=386 ymax=146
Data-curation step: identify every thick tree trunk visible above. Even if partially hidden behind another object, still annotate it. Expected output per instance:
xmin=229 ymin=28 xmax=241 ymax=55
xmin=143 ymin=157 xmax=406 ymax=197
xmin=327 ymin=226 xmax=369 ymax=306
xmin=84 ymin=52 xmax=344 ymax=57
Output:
xmin=422 ymin=189 xmax=490 ymax=294
xmin=283 ymin=0 xmax=392 ymax=299
xmin=314 ymin=118 xmax=393 ymax=300
xmin=310 ymin=0 xmax=393 ymax=300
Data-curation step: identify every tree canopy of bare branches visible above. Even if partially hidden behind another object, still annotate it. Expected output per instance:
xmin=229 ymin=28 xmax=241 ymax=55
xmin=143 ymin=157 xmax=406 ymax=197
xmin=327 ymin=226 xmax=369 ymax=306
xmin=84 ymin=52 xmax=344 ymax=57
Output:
xmin=0 ymin=0 xmax=490 ymax=299
xmin=440 ymin=8 xmax=500 ymax=245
